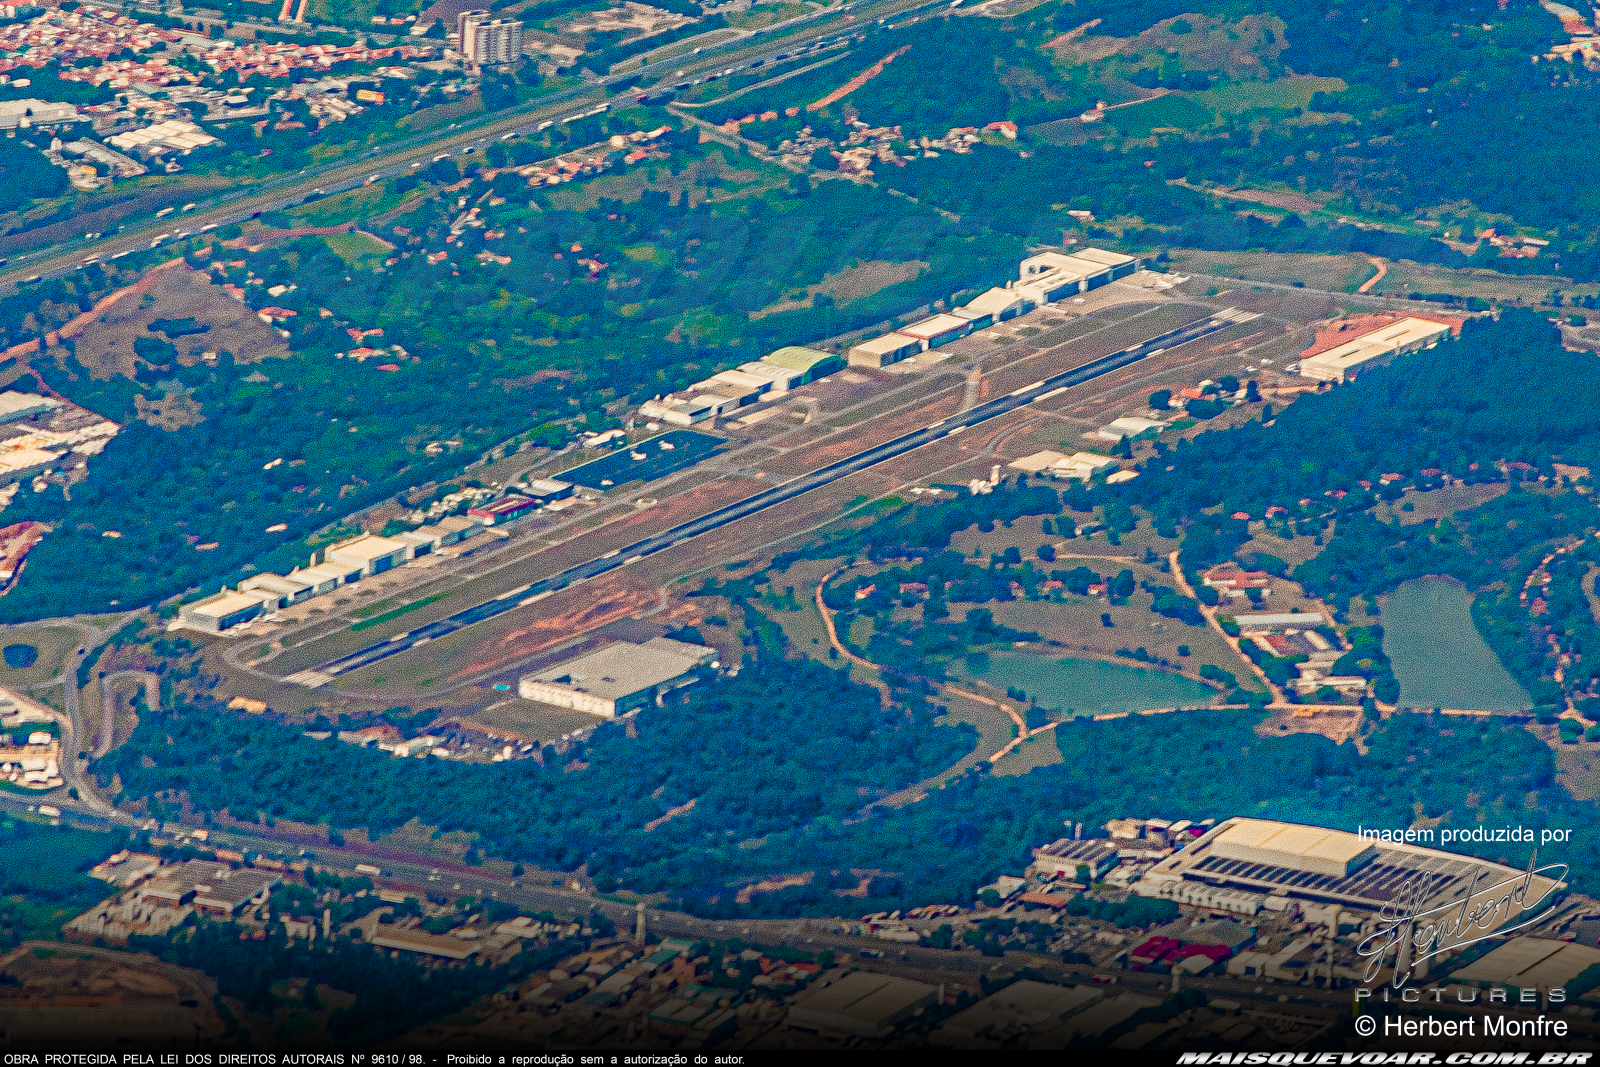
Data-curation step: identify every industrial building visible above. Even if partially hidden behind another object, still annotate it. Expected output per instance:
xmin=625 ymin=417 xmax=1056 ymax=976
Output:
xmin=0 ymin=446 xmax=59 ymax=484
xmin=785 ymin=971 xmax=939 ymax=1040
xmin=0 ymin=98 xmax=83 ymax=129
xmin=138 ymin=859 xmax=279 ymax=918
xmin=1030 ymin=837 xmax=1121 ymax=880
xmin=294 ymin=559 xmax=363 ymax=595
xmin=1135 ymin=818 xmax=1567 ymax=929
xmin=518 ymin=636 xmax=718 ymax=717
xmin=735 ymin=361 xmax=805 ymax=392
xmin=1227 ymin=612 xmax=1331 ymax=632
xmin=467 ymin=494 xmax=540 ymax=526
xmin=1007 ymin=449 xmax=1119 ymax=482
xmin=178 ymin=589 xmax=271 ymax=633
xmin=638 ymin=347 xmax=844 ymax=424
xmin=457 ymin=9 xmax=523 ymax=66
xmin=0 ymin=391 xmax=63 ymax=424
xmin=323 ymin=533 xmax=409 ymax=576
xmin=931 ymin=980 xmax=1101 ymax=1049
xmin=957 ymin=286 xmax=1033 ymax=325
xmin=1450 ymin=938 xmax=1600 ymax=994
xmin=524 ymin=477 xmax=573 ymax=501
xmin=1297 ymin=313 xmax=1461 ymax=384
xmin=1097 ymin=415 xmax=1166 ymax=442
xmin=369 ymin=926 xmax=480 ymax=960
xmin=848 ymin=332 xmax=923 ymax=368
xmin=761 ymin=346 xmax=842 ymax=382
xmin=1013 ymin=248 xmax=1138 ymax=306
xmin=237 ymin=572 xmax=313 ymax=610
xmin=898 ymin=312 xmax=976 ymax=350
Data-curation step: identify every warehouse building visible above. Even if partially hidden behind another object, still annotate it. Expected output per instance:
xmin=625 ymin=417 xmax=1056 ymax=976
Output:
xmin=1136 ymin=817 xmax=1566 ymax=924
xmin=139 ymin=859 xmax=279 ymax=917
xmin=179 ymin=590 xmax=270 ymax=633
xmin=762 ymin=346 xmax=843 ymax=382
xmin=369 ymin=926 xmax=480 ymax=960
xmin=295 ymin=559 xmax=363 ymax=595
xmin=1013 ymin=248 xmax=1139 ymax=306
xmin=737 ymin=361 xmax=805 ymax=392
xmin=524 ymin=478 xmax=573 ymax=502
xmin=324 ymin=533 xmax=409 ymax=576
xmin=848 ymin=333 xmax=923 ymax=369
xmin=957 ymin=287 xmax=1034 ymax=326
xmin=400 ymin=515 xmax=485 ymax=554
xmin=931 ymin=980 xmax=1101 ymax=1049
xmin=518 ymin=636 xmax=718 ymax=717
xmin=467 ymin=494 xmax=540 ymax=526
xmin=0 ymin=391 xmax=63 ymax=425
xmin=1297 ymin=314 xmax=1460 ymax=383
xmin=1097 ymin=415 xmax=1166 ymax=442
xmin=638 ymin=394 xmax=717 ymax=426
xmin=898 ymin=312 xmax=976 ymax=350
xmin=0 ymin=446 xmax=60 ymax=484
xmin=786 ymin=971 xmax=939 ymax=1040
xmin=237 ymin=572 xmax=313 ymax=610
xmin=1070 ymin=246 xmax=1140 ymax=279
xmin=1030 ymin=837 xmax=1121 ymax=880
xmin=1228 ymin=612 xmax=1331 ymax=632
xmin=1450 ymin=938 xmax=1600 ymax=995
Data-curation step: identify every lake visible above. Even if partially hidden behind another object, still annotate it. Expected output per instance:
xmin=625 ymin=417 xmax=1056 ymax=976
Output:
xmin=1380 ymin=578 xmax=1531 ymax=711
xmin=955 ymin=653 xmax=1218 ymax=716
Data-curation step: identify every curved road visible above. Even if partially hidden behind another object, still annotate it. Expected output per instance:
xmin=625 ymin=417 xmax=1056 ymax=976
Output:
xmin=306 ymin=308 xmax=1255 ymax=681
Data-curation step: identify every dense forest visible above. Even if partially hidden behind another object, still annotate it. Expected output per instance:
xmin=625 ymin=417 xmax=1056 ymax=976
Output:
xmin=709 ymin=709 xmax=1594 ymax=914
xmin=96 ymin=656 xmax=975 ymax=894
xmin=95 ymin=655 xmax=1600 ymax=913
xmin=688 ymin=0 xmax=1599 ymax=277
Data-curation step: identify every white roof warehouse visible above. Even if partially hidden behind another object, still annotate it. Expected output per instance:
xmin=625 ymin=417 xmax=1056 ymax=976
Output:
xmin=518 ymin=637 xmax=718 ymax=717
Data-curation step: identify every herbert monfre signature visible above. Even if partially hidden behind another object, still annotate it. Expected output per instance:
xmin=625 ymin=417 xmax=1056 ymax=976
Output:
xmin=1355 ymin=852 xmax=1568 ymax=987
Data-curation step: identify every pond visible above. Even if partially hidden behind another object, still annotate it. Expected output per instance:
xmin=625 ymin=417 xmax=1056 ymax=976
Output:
xmin=954 ymin=653 xmax=1218 ymax=716
xmin=1380 ymin=578 xmax=1531 ymax=711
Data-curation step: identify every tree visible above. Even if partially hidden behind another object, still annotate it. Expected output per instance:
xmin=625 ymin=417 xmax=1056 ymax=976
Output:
xmin=809 ymin=147 xmax=836 ymax=171
xmin=1149 ymin=389 xmax=1172 ymax=410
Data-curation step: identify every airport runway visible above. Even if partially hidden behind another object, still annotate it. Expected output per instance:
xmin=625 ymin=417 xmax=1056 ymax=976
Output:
xmin=294 ymin=308 xmax=1256 ymax=684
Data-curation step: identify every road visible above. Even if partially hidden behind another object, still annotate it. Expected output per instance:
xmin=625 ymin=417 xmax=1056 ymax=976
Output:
xmin=0 ymin=0 xmax=950 ymax=292
xmin=298 ymin=308 xmax=1255 ymax=684
xmin=95 ymin=670 xmax=159 ymax=760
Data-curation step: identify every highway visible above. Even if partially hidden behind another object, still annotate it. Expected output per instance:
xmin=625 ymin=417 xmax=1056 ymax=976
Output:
xmin=0 ymin=0 xmax=951 ymax=291
xmin=302 ymin=308 xmax=1255 ymax=682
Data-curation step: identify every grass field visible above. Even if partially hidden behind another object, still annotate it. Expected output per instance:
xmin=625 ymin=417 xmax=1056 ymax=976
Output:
xmin=1107 ymin=94 xmax=1216 ymax=137
xmin=1189 ymin=75 xmax=1346 ymax=116
xmin=0 ymin=626 xmax=80 ymax=688
xmin=324 ymin=230 xmax=394 ymax=267
xmin=350 ymin=593 xmax=450 ymax=631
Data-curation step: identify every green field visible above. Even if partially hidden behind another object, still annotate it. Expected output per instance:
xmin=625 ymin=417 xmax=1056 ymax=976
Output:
xmin=1188 ymin=75 xmax=1347 ymax=116
xmin=0 ymin=626 xmax=80 ymax=687
xmin=1107 ymin=94 xmax=1217 ymax=137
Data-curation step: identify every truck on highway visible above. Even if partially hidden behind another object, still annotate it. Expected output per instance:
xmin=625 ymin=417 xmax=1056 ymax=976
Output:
xmin=154 ymin=206 xmax=176 ymax=218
